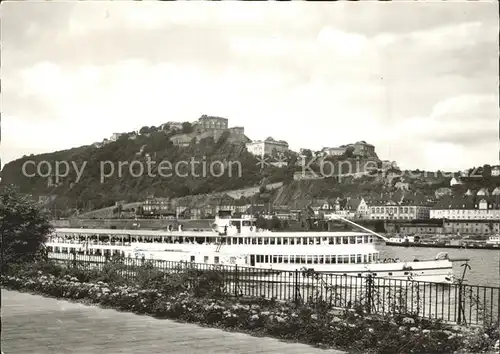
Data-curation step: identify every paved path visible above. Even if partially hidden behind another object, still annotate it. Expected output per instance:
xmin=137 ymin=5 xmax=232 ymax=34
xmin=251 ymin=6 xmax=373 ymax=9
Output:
xmin=1 ymin=290 xmax=346 ymax=354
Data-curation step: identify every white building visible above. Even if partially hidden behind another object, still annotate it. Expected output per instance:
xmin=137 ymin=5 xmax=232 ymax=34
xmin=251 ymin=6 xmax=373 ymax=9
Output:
xmin=325 ymin=198 xmax=370 ymax=219
xmin=477 ymin=188 xmax=490 ymax=196
xmin=430 ymin=197 xmax=500 ymax=220
xmin=370 ymin=204 xmax=431 ymax=220
xmin=246 ymin=137 xmax=289 ymax=157
xmin=322 ymin=147 xmax=346 ymax=156
xmin=369 ymin=193 xmax=431 ymax=220
xmin=449 ymin=177 xmax=463 ymax=186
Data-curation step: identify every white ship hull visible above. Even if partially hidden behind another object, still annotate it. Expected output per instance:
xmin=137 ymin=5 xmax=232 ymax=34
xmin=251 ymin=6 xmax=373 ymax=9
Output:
xmin=47 ymin=216 xmax=457 ymax=284
xmin=47 ymin=241 xmax=453 ymax=284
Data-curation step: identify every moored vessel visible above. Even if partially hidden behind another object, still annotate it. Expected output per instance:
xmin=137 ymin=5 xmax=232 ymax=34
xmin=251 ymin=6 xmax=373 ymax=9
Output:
xmin=486 ymin=235 xmax=500 ymax=245
xmin=46 ymin=214 xmax=459 ymax=283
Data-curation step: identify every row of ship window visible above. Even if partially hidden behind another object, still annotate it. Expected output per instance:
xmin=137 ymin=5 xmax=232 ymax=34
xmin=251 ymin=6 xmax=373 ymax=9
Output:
xmin=50 ymin=235 xmax=374 ymax=245
xmin=48 ymin=248 xmax=381 ymax=266
xmin=221 ymin=235 xmax=374 ymax=245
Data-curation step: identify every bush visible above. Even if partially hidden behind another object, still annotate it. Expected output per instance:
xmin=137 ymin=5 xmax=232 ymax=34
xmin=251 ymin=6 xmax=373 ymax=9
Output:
xmin=2 ymin=262 xmax=499 ymax=354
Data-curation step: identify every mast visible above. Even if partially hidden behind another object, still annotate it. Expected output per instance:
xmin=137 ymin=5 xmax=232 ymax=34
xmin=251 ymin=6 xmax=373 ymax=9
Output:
xmin=328 ymin=214 xmax=390 ymax=242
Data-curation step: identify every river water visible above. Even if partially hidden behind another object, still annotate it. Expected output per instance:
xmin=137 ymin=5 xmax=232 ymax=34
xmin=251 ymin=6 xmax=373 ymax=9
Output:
xmin=379 ymin=245 xmax=500 ymax=287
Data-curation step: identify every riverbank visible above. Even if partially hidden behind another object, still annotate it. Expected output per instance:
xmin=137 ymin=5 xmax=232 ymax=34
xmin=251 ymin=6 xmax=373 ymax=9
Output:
xmin=2 ymin=261 xmax=499 ymax=354
xmin=379 ymin=245 xmax=500 ymax=287
xmin=386 ymin=242 xmax=500 ymax=250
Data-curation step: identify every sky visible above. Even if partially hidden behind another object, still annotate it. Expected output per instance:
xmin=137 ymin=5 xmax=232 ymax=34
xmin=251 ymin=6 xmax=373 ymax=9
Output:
xmin=1 ymin=1 xmax=499 ymax=171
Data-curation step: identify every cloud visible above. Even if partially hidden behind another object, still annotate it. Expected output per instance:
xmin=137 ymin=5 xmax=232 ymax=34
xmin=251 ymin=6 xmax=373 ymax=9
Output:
xmin=375 ymin=93 xmax=498 ymax=170
xmin=2 ymin=2 xmax=499 ymax=171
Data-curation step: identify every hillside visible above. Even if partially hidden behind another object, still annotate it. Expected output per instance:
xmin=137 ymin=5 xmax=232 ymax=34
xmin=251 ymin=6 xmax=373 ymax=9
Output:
xmin=271 ymin=176 xmax=390 ymax=208
xmin=3 ymin=118 xmax=498 ymax=217
xmin=271 ymin=169 xmax=500 ymax=207
xmin=2 ymin=129 xmax=295 ymax=213
xmin=76 ymin=182 xmax=284 ymax=219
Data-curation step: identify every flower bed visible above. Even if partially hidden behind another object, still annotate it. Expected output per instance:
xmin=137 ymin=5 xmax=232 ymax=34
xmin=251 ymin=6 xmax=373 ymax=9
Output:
xmin=2 ymin=264 xmax=499 ymax=354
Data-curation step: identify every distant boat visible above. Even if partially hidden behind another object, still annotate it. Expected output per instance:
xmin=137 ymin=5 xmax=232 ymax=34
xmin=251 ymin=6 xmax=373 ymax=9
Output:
xmin=387 ymin=236 xmax=421 ymax=244
xmin=486 ymin=235 xmax=500 ymax=245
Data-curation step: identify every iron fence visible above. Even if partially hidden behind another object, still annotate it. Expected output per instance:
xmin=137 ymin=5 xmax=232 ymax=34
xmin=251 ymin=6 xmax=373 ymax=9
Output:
xmin=48 ymin=252 xmax=500 ymax=327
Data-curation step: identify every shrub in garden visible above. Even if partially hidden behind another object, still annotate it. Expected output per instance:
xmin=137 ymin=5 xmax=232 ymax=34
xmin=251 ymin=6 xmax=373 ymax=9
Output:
xmin=2 ymin=264 xmax=500 ymax=354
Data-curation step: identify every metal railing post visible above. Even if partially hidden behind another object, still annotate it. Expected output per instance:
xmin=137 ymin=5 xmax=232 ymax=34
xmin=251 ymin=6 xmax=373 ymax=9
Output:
xmin=366 ymin=274 xmax=373 ymax=314
xmin=234 ymin=264 xmax=239 ymax=297
xmin=294 ymin=269 xmax=299 ymax=305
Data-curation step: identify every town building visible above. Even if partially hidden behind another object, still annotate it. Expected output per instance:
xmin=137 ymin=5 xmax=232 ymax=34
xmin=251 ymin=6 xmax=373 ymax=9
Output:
xmin=309 ymin=199 xmax=333 ymax=218
xmin=170 ymin=115 xmax=248 ymax=147
xmin=443 ymin=220 xmax=500 ymax=235
xmin=385 ymin=220 xmax=445 ymax=234
xmin=477 ymin=188 xmax=490 ymax=196
xmin=430 ymin=195 xmax=500 ymax=220
xmin=242 ymin=204 xmax=268 ymax=219
xmin=449 ymin=177 xmax=463 ymax=186
xmin=322 ymin=197 xmax=370 ymax=219
xmin=322 ymin=147 xmax=346 ymax=156
xmin=272 ymin=206 xmax=293 ymax=220
xmin=369 ymin=192 xmax=431 ymax=220
xmin=141 ymin=198 xmax=175 ymax=218
xmin=320 ymin=141 xmax=377 ymax=159
xmin=347 ymin=197 xmax=370 ymax=219
xmin=349 ymin=141 xmax=377 ymax=158
xmin=245 ymin=137 xmax=289 ymax=157
xmin=197 ymin=115 xmax=228 ymax=130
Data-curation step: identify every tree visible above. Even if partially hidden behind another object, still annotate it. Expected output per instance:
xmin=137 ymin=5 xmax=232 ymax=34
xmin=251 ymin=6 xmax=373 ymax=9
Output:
xmin=255 ymin=216 xmax=267 ymax=229
xmin=271 ymin=216 xmax=282 ymax=230
xmin=374 ymin=220 xmax=385 ymax=233
xmin=343 ymin=146 xmax=355 ymax=158
xmin=139 ymin=126 xmax=150 ymax=135
xmin=282 ymin=219 xmax=289 ymax=229
xmin=182 ymin=122 xmax=193 ymax=134
xmin=301 ymin=149 xmax=313 ymax=159
xmin=0 ymin=185 xmax=52 ymax=271
xmin=483 ymin=164 xmax=492 ymax=178
xmin=113 ymin=204 xmax=123 ymax=215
